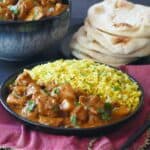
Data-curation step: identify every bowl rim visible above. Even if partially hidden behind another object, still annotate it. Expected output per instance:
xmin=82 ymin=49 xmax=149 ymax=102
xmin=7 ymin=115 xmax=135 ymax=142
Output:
xmin=0 ymin=59 xmax=144 ymax=135
xmin=0 ymin=0 xmax=71 ymax=25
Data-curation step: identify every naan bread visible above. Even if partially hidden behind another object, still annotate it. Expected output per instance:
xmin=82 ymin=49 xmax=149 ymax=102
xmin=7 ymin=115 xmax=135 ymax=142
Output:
xmin=85 ymin=20 xmax=150 ymax=55
xmin=71 ymin=26 xmax=150 ymax=58
xmin=69 ymin=0 xmax=150 ymax=66
xmin=71 ymin=26 xmax=115 ymax=55
xmin=88 ymin=0 xmax=150 ymax=37
xmin=71 ymin=40 xmax=136 ymax=64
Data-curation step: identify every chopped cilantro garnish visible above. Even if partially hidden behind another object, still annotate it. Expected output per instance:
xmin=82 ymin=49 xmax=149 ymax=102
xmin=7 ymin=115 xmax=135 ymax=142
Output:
xmin=104 ymin=102 xmax=112 ymax=112
xmin=98 ymin=102 xmax=112 ymax=121
xmin=26 ymin=100 xmax=36 ymax=112
xmin=70 ymin=115 xmax=77 ymax=126
xmin=112 ymin=86 xmax=121 ymax=91
xmin=8 ymin=5 xmax=19 ymax=15
xmin=101 ymin=111 xmax=111 ymax=120
xmin=52 ymin=87 xmax=60 ymax=95
xmin=48 ymin=7 xmax=54 ymax=13
xmin=74 ymin=101 xmax=80 ymax=106
xmin=32 ymin=8 xmax=38 ymax=20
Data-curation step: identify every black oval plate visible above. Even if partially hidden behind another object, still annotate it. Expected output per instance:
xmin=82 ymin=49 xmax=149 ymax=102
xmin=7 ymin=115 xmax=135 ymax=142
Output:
xmin=0 ymin=61 xmax=144 ymax=136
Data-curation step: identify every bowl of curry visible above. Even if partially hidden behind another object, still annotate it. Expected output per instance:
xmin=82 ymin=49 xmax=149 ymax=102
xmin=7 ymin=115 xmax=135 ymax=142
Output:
xmin=0 ymin=0 xmax=70 ymax=61
xmin=0 ymin=59 xmax=143 ymax=136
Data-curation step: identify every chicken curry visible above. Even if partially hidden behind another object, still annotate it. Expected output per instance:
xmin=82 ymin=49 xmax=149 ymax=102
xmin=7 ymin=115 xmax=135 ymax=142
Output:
xmin=0 ymin=0 xmax=68 ymax=21
xmin=7 ymin=71 xmax=131 ymax=128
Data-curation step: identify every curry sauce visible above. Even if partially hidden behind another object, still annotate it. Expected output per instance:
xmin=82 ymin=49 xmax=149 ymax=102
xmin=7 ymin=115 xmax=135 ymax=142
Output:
xmin=7 ymin=71 xmax=131 ymax=128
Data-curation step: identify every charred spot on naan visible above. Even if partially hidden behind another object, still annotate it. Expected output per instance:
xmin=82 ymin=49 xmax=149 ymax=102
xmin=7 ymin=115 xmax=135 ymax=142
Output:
xmin=115 ymin=0 xmax=134 ymax=9
xmin=112 ymin=36 xmax=131 ymax=45
xmin=113 ymin=23 xmax=139 ymax=31
xmin=113 ymin=23 xmax=133 ymax=28
xmin=95 ymin=5 xmax=105 ymax=14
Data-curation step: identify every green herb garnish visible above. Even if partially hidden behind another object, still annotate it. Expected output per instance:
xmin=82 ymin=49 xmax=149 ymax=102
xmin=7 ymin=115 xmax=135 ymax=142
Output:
xmin=112 ymin=86 xmax=121 ymax=91
xmin=51 ymin=87 xmax=60 ymax=95
xmin=74 ymin=101 xmax=80 ymax=106
xmin=101 ymin=110 xmax=111 ymax=120
xmin=32 ymin=8 xmax=38 ymax=20
xmin=26 ymin=100 xmax=36 ymax=112
xmin=8 ymin=5 xmax=19 ymax=15
xmin=48 ymin=7 xmax=54 ymax=13
xmin=104 ymin=102 xmax=112 ymax=112
xmin=70 ymin=115 xmax=77 ymax=126
xmin=98 ymin=102 xmax=112 ymax=121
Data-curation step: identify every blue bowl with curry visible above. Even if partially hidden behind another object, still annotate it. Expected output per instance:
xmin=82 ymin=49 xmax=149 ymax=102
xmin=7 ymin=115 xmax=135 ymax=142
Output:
xmin=0 ymin=0 xmax=71 ymax=61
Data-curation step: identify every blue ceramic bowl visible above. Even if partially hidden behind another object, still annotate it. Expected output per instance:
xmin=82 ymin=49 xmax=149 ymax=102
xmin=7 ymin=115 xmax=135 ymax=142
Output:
xmin=0 ymin=0 xmax=71 ymax=61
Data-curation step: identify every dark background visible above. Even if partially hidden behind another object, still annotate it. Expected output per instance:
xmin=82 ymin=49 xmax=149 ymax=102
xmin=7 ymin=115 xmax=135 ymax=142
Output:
xmin=0 ymin=0 xmax=149 ymax=84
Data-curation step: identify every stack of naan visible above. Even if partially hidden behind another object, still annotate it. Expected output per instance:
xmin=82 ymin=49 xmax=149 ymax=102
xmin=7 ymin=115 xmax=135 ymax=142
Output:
xmin=70 ymin=0 xmax=150 ymax=66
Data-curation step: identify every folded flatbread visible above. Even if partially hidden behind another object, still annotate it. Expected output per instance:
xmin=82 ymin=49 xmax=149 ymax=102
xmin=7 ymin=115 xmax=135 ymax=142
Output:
xmin=88 ymin=0 xmax=150 ymax=37
xmin=85 ymin=20 xmax=150 ymax=55
xmin=70 ymin=0 xmax=150 ymax=66
xmin=71 ymin=26 xmax=150 ymax=58
xmin=71 ymin=41 xmax=136 ymax=63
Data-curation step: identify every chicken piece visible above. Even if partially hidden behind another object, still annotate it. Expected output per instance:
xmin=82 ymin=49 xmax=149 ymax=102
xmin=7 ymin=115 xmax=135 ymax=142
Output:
xmin=88 ymin=114 xmax=100 ymax=124
xmin=0 ymin=7 xmax=14 ymax=20
xmin=59 ymin=99 xmax=74 ymax=112
xmin=59 ymin=83 xmax=76 ymax=102
xmin=0 ymin=0 xmax=17 ymax=7
xmin=12 ymin=85 xmax=26 ymax=96
xmin=25 ymin=6 xmax=44 ymax=21
xmin=7 ymin=94 xmax=26 ymax=106
xmin=17 ymin=0 xmax=34 ymax=20
xmin=39 ymin=116 xmax=63 ymax=126
xmin=44 ymin=4 xmax=55 ymax=17
xmin=40 ymin=0 xmax=49 ymax=6
xmin=79 ymin=95 xmax=94 ymax=106
xmin=57 ymin=83 xmax=76 ymax=112
xmin=53 ymin=3 xmax=67 ymax=16
xmin=40 ymin=0 xmax=57 ymax=6
xmin=37 ymin=95 xmax=59 ymax=117
xmin=72 ymin=105 xmax=88 ymax=123
xmin=49 ymin=0 xmax=57 ymax=3
xmin=26 ymin=82 xmax=41 ymax=96
xmin=43 ymin=1 xmax=61 ymax=17
xmin=79 ymin=95 xmax=103 ymax=115
xmin=22 ymin=107 xmax=38 ymax=121
xmin=55 ymin=2 xmax=62 ymax=12
xmin=15 ymin=71 xmax=33 ymax=86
